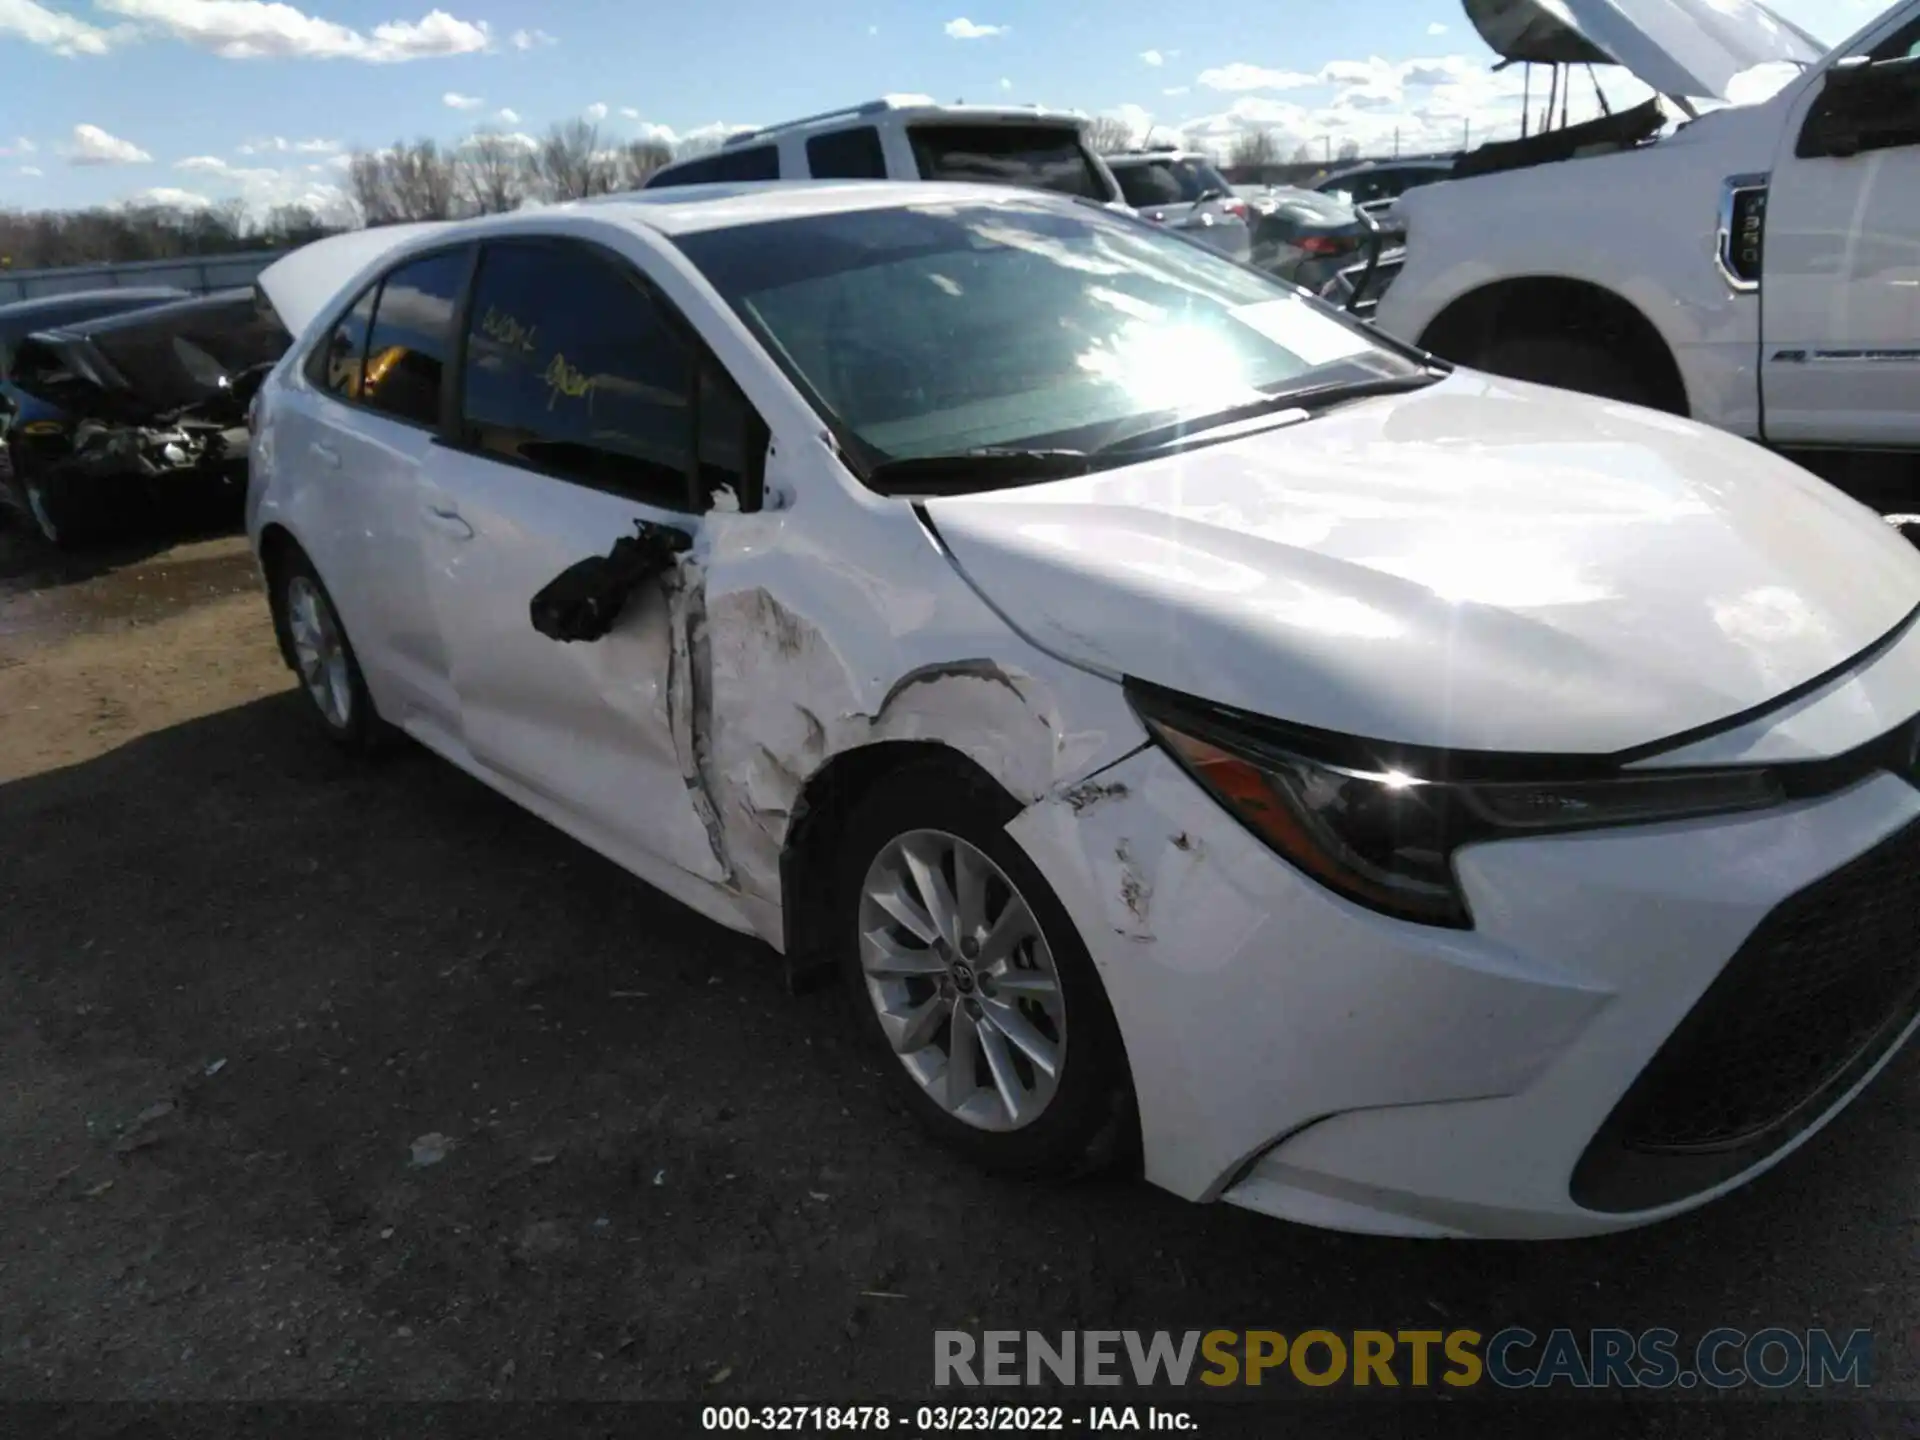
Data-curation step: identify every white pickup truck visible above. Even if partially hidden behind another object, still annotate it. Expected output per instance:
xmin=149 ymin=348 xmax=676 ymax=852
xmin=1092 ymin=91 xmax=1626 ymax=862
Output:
xmin=1373 ymin=0 xmax=1920 ymax=479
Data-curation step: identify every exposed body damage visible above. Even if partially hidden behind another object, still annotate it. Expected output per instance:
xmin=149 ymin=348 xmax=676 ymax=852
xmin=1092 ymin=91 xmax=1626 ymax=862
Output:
xmin=614 ymin=447 xmax=1150 ymax=943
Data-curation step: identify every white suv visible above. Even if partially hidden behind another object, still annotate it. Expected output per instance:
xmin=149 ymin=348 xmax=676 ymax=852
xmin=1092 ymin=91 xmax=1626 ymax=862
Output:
xmin=642 ymin=97 xmax=1127 ymax=206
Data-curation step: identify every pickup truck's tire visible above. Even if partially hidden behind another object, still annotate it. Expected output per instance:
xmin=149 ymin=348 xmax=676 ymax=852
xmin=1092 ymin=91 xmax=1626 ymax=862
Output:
xmin=1472 ymin=335 xmax=1658 ymax=408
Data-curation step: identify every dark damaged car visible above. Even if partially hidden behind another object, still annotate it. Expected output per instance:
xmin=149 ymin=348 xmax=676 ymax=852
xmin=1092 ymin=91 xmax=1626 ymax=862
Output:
xmin=1 ymin=287 xmax=292 ymax=547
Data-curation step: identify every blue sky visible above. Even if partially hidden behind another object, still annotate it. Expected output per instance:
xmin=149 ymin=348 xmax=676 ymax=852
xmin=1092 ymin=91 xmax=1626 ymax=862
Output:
xmin=0 ymin=0 xmax=1887 ymax=217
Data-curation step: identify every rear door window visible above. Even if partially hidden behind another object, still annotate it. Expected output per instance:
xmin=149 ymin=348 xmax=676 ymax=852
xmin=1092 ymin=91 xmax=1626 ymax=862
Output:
xmin=907 ymin=123 xmax=1109 ymax=199
xmin=359 ymin=249 xmax=468 ymax=429
xmin=805 ymin=125 xmax=888 ymax=179
xmin=308 ymin=284 xmax=379 ymax=400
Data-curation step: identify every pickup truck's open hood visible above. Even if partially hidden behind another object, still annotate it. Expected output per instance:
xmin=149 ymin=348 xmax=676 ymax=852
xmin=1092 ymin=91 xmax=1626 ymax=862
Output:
xmin=1464 ymin=0 xmax=1827 ymax=101
xmin=924 ymin=370 xmax=1920 ymax=757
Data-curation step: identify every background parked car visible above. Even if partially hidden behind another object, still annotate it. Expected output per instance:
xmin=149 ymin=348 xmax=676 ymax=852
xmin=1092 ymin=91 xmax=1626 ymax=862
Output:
xmin=1103 ymin=148 xmax=1253 ymax=261
xmin=1236 ymin=184 xmax=1390 ymax=290
xmin=1311 ymin=156 xmax=1458 ymax=215
xmin=0 ymin=287 xmax=190 ymax=488
xmin=3 ymin=287 xmax=291 ymax=547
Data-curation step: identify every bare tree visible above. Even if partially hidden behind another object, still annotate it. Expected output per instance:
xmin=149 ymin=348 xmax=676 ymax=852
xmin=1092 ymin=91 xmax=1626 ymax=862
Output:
xmin=614 ymin=138 xmax=673 ymax=191
xmin=461 ymin=132 xmax=533 ymax=214
xmin=531 ymin=119 xmax=616 ymax=201
xmin=1289 ymin=143 xmax=1315 ymax=164
xmin=1227 ymin=130 xmax=1284 ymax=169
xmin=0 ymin=199 xmax=345 ymax=270
xmin=1082 ymin=115 xmax=1138 ymax=155
xmin=672 ymin=132 xmax=724 ymax=161
xmin=1336 ymin=136 xmax=1362 ymax=162
xmin=347 ymin=140 xmax=457 ymax=224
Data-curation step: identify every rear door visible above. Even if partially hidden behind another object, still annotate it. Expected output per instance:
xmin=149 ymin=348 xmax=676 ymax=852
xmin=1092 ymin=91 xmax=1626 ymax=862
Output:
xmin=273 ymin=246 xmax=471 ymax=734
xmin=1762 ymin=12 xmax=1920 ymax=447
xmin=416 ymin=235 xmax=747 ymax=881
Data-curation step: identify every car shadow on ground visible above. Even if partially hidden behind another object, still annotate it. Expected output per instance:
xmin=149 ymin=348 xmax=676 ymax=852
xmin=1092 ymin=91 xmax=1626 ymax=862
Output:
xmin=0 ymin=506 xmax=245 ymax=594
xmin=0 ymin=693 xmax=1913 ymax=1409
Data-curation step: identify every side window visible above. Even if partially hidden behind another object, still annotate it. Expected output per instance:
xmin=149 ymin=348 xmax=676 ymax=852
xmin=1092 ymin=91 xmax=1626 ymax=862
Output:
xmin=806 ymin=126 xmax=887 ymax=179
xmin=647 ymin=145 xmax=779 ymax=187
xmin=307 ymin=283 xmax=377 ymax=399
xmin=460 ymin=241 xmax=697 ymax=510
xmin=1869 ymin=15 xmax=1920 ymax=60
xmin=360 ymin=249 xmax=467 ymax=429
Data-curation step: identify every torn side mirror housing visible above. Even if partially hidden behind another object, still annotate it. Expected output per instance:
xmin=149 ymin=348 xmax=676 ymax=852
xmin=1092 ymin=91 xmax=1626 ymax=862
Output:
xmin=528 ymin=519 xmax=695 ymax=644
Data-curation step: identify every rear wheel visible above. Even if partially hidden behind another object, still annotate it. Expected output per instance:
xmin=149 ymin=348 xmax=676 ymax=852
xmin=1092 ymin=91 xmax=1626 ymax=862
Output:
xmin=1473 ymin=334 xmax=1658 ymax=408
xmin=835 ymin=765 xmax=1135 ymax=1179
xmin=270 ymin=548 xmax=387 ymax=753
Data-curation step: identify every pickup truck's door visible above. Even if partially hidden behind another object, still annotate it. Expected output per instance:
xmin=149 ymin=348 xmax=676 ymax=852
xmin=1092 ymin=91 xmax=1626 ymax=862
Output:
xmin=1762 ymin=14 xmax=1920 ymax=447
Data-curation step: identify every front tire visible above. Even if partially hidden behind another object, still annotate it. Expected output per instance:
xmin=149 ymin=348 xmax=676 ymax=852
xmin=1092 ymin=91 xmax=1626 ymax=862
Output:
xmin=834 ymin=765 xmax=1135 ymax=1179
xmin=6 ymin=467 xmax=91 ymax=549
xmin=270 ymin=549 xmax=387 ymax=753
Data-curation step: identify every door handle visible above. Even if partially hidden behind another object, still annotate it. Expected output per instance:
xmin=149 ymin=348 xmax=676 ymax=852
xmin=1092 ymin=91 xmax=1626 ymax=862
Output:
xmin=309 ymin=441 xmax=340 ymax=468
xmin=424 ymin=504 xmax=475 ymax=541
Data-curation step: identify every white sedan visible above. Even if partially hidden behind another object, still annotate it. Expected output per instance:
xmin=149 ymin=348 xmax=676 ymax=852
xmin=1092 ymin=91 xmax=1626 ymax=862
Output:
xmin=246 ymin=181 xmax=1920 ymax=1239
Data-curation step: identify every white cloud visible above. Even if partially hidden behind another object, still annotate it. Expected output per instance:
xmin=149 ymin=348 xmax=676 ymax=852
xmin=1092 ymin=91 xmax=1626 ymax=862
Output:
xmin=128 ymin=185 xmax=212 ymax=207
xmin=508 ymin=26 xmax=554 ymax=49
xmin=294 ymin=136 xmax=338 ymax=152
xmin=19 ymin=165 xmax=43 ymax=176
xmin=1140 ymin=49 xmax=1163 ymax=66
xmin=239 ymin=136 xmax=335 ymax=154
xmin=999 ymin=76 xmax=1011 ymax=90
xmin=866 ymin=23 xmax=876 ymax=34
xmin=1162 ymin=85 xmax=1188 ymax=96
xmin=95 ymin=0 xmax=490 ymax=62
xmin=583 ymin=101 xmax=608 ymax=121
xmin=1168 ymin=49 xmax=1639 ymax=161
xmin=176 ymin=154 xmax=230 ymax=171
xmin=496 ymin=106 xmax=519 ymax=123
xmin=943 ymin=17 xmax=1005 ymax=39
xmin=0 ymin=0 xmax=133 ymax=56
xmin=67 ymin=123 xmax=152 ymax=165
xmin=461 ymin=130 xmax=538 ymax=151
xmin=1197 ymin=62 xmax=1320 ymax=92
xmin=1428 ymin=22 xmax=1448 ymax=35
xmin=443 ymin=91 xmax=483 ymax=109
xmin=0 ymin=136 xmax=35 ymax=156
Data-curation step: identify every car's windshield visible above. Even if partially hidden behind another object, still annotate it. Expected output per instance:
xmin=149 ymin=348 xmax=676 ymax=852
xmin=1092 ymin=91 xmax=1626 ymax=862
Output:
xmin=673 ymin=198 xmax=1424 ymax=481
xmin=1113 ymin=157 xmax=1231 ymax=208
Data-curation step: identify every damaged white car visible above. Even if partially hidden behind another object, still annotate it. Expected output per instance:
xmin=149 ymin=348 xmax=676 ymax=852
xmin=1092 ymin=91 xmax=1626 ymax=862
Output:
xmin=249 ymin=183 xmax=1920 ymax=1239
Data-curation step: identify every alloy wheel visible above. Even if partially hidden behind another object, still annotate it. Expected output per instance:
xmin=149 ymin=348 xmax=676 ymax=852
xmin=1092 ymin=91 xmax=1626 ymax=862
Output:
xmin=857 ymin=829 xmax=1067 ymax=1132
xmin=285 ymin=573 xmax=352 ymax=730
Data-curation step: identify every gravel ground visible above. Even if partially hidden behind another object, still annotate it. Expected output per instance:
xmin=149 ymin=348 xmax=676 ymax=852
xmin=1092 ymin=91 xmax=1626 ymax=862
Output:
xmin=0 ymin=516 xmax=1914 ymax=1433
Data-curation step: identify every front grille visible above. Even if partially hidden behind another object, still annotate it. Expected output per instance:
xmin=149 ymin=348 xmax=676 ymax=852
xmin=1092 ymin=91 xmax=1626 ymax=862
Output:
xmin=1572 ymin=816 xmax=1920 ymax=1213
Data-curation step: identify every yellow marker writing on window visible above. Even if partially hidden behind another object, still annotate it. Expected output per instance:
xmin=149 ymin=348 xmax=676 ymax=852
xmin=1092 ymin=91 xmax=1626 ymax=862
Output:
xmin=544 ymin=352 xmax=594 ymax=409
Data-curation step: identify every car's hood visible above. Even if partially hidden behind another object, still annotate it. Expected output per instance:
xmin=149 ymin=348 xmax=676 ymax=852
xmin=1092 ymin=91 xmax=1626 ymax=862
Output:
xmin=1463 ymin=0 xmax=1827 ymax=101
xmin=924 ymin=370 xmax=1920 ymax=756
xmin=12 ymin=289 xmax=290 ymax=426
xmin=256 ymin=222 xmax=446 ymax=339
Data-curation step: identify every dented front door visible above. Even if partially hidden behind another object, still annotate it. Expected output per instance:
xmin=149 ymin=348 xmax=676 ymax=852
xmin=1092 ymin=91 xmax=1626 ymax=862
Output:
xmin=417 ymin=447 xmax=729 ymax=883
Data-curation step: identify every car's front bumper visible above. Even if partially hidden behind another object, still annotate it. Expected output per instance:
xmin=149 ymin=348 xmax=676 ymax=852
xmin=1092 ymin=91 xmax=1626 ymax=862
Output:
xmin=1008 ymin=738 xmax=1920 ymax=1239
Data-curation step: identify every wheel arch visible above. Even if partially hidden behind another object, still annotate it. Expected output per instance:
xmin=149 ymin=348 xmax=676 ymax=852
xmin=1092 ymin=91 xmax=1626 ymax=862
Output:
xmin=1419 ymin=275 xmax=1690 ymax=417
xmin=779 ymin=739 xmax=1023 ymax=967
xmin=256 ymin=521 xmax=304 ymax=671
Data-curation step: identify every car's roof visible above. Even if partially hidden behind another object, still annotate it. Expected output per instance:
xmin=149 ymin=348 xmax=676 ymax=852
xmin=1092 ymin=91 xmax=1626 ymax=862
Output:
xmin=577 ymin=179 xmax=1087 ymax=235
xmin=0 ymin=286 xmax=190 ymax=320
xmin=1104 ymin=151 xmax=1211 ymax=167
xmin=1319 ymin=157 xmax=1457 ymax=180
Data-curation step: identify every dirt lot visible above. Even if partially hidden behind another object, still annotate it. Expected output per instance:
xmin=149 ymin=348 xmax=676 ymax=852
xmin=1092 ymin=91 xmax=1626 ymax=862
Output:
xmin=0 ymin=516 xmax=1915 ymax=1425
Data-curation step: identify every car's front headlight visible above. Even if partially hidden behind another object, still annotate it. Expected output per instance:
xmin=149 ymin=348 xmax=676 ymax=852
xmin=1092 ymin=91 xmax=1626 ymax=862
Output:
xmin=1128 ymin=683 xmax=1785 ymax=928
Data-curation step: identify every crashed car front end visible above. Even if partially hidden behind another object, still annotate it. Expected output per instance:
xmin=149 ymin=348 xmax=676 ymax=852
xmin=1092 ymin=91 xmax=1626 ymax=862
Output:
xmin=2 ymin=288 xmax=289 ymax=546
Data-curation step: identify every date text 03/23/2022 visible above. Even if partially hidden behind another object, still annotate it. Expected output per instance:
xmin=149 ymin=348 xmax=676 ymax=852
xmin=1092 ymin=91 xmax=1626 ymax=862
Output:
xmin=701 ymin=1405 xmax=1195 ymax=1432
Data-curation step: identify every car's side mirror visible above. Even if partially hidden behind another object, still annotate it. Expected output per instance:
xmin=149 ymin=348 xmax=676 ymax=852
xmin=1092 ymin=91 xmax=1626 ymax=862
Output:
xmin=1798 ymin=53 xmax=1920 ymax=158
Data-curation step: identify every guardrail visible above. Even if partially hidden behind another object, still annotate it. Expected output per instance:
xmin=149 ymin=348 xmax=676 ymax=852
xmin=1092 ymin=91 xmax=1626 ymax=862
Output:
xmin=0 ymin=249 xmax=289 ymax=304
